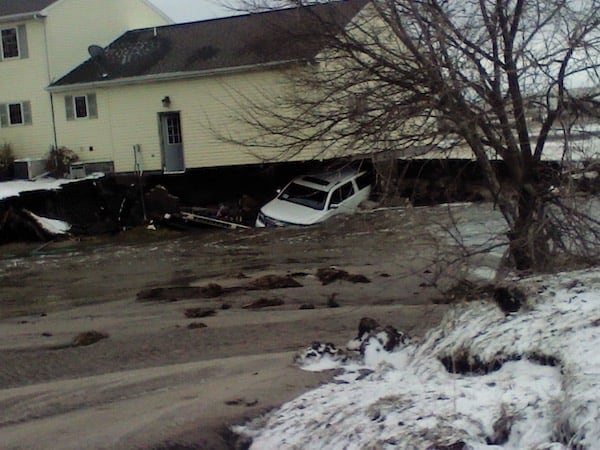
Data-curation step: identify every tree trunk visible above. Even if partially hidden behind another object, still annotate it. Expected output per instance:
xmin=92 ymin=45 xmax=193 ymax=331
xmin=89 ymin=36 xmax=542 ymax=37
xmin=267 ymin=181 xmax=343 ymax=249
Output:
xmin=507 ymin=187 xmax=552 ymax=271
xmin=372 ymin=153 xmax=401 ymax=205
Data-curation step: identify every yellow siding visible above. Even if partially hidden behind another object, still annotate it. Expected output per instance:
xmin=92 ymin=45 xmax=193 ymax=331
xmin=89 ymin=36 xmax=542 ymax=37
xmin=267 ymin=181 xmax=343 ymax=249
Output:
xmin=44 ymin=0 xmax=169 ymax=82
xmin=54 ymin=69 xmax=321 ymax=173
xmin=124 ymin=0 xmax=172 ymax=29
xmin=52 ymin=92 xmax=113 ymax=163
xmin=0 ymin=20 xmax=55 ymax=159
xmin=0 ymin=0 xmax=169 ymax=161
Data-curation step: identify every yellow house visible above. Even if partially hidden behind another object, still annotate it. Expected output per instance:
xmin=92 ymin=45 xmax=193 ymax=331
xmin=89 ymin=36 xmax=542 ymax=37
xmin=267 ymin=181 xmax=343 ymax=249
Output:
xmin=47 ymin=0 xmax=367 ymax=174
xmin=0 ymin=0 xmax=171 ymax=162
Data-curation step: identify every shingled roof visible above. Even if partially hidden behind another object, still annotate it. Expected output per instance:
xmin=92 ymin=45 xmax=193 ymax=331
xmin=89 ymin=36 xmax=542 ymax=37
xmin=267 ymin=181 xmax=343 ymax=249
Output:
xmin=50 ymin=0 xmax=366 ymax=89
xmin=0 ymin=0 xmax=58 ymax=17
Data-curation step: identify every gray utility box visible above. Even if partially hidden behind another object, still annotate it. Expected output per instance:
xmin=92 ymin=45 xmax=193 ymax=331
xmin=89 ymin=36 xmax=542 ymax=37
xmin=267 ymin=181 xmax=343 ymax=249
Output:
xmin=14 ymin=158 xmax=47 ymax=179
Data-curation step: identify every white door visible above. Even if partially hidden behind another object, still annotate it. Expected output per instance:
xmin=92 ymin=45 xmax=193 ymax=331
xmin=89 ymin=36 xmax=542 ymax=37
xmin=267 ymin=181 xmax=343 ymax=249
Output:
xmin=160 ymin=112 xmax=185 ymax=173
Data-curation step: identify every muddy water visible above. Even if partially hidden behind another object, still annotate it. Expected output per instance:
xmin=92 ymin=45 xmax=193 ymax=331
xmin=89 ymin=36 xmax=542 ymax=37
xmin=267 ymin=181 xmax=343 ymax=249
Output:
xmin=0 ymin=203 xmax=506 ymax=319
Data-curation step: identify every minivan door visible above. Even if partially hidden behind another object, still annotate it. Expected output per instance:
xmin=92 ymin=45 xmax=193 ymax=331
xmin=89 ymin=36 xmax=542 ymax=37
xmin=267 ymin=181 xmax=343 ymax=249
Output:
xmin=327 ymin=181 xmax=356 ymax=217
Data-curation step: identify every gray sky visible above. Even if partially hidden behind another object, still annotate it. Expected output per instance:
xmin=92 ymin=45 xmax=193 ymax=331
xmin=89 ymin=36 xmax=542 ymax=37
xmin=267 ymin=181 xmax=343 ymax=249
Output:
xmin=148 ymin=0 xmax=238 ymax=22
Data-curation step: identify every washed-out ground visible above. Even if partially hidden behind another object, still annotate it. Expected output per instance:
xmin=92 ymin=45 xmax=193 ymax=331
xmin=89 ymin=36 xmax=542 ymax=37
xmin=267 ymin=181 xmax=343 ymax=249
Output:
xmin=0 ymin=204 xmax=501 ymax=449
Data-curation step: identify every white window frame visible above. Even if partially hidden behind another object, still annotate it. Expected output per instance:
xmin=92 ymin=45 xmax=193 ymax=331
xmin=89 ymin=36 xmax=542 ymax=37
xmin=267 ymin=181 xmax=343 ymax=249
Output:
xmin=1 ymin=27 xmax=20 ymax=59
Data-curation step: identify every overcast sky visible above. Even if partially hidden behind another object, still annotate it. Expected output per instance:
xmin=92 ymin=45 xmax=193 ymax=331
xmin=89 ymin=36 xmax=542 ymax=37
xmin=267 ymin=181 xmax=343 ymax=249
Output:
xmin=148 ymin=0 xmax=239 ymax=22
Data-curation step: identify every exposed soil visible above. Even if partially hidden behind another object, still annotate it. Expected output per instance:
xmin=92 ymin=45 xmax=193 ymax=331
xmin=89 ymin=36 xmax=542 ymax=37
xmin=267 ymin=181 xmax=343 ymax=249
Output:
xmin=0 ymin=205 xmax=472 ymax=449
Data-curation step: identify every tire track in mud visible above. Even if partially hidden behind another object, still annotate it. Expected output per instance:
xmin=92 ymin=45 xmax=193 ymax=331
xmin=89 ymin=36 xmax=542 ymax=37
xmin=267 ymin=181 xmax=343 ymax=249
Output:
xmin=0 ymin=361 xmax=222 ymax=428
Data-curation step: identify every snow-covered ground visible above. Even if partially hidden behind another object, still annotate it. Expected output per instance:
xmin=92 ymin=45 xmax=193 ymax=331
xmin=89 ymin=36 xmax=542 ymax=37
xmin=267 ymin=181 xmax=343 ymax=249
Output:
xmin=415 ymin=125 xmax=600 ymax=162
xmin=0 ymin=173 xmax=104 ymax=201
xmin=541 ymin=124 xmax=600 ymax=163
xmin=236 ymin=268 xmax=599 ymax=449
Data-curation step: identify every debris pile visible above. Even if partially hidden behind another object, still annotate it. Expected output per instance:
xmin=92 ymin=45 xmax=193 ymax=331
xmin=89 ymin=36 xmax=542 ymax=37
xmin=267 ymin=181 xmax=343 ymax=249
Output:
xmin=0 ymin=207 xmax=70 ymax=242
xmin=71 ymin=331 xmax=108 ymax=347
xmin=135 ymin=274 xmax=302 ymax=303
xmin=184 ymin=308 xmax=216 ymax=318
xmin=0 ymin=175 xmax=143 ymax=242
xmin=294 ymin=317 xmax=411 ymax=370
xmin=242 ymin=298 xmax=285 ymax=309
xmin=136 ymin=284 xmax=224 ymax=302
xmin=245 ymin=274 xmax=302 ymax=290
xmin=316 ymin=267 xmax=371 ymax=285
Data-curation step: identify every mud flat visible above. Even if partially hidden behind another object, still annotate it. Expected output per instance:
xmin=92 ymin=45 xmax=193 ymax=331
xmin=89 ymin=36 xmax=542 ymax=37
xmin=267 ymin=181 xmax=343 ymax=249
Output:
xmin=0 ymin=205 xmax=486 ymax=449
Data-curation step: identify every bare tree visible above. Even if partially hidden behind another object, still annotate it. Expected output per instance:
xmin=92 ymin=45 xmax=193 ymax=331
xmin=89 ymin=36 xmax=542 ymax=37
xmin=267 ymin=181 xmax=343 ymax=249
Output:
xmin=226 ymin=0 xmax=600 ymax=270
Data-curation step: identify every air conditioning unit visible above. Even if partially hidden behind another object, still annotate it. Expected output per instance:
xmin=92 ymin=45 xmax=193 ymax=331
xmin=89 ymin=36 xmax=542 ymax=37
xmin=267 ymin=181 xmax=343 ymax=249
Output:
xmin=69 ymin=162 xmax=87 ymax=179
xmin=69 ymin=161 xmax=114 ymax=179
xmin=13 ymin=158 xmax=47 ymax=179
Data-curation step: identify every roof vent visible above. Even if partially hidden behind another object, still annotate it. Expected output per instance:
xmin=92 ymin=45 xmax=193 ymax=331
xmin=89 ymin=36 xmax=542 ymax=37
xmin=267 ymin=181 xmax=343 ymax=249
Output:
xmin=88 ymin=45 xmax=109 ymax=78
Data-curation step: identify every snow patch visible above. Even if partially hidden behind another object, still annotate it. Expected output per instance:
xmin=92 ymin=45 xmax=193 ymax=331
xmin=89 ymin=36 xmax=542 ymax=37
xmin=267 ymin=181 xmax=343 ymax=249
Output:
xmin=294 ymin=343 xmax=348 ymax=372
xmin=0 ymin=173 xmax=104 ymax=201
xmin=236 ymin=268 xmax=600 ymax=449
xmin=26 ymin=211 xmax=71 ymax=235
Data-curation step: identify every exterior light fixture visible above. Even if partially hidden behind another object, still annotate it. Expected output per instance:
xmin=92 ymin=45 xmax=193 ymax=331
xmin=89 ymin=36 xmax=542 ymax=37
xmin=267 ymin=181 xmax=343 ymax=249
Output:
xmin=161 ymin=96 xmax=171 ymax=107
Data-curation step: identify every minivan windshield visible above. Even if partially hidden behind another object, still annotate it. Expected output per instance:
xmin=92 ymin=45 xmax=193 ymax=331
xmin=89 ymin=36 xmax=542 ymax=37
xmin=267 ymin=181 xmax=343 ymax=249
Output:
xmin=278 ymin=182 xmax=328 ymax=210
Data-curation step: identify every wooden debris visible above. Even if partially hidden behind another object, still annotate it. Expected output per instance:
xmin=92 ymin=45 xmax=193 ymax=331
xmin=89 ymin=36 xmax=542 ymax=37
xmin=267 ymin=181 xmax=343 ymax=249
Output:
xmin=245 ymin=274 xmax=302 ymax=290
xmin=299 ymin=303 xmax=315 ymax=310
xmin=72 ymin=331 xmax=108 ymax=347
xmin=316 ymin=267 xmax=370 ymax=285
xmin=137 ymin=283 xmax=224 ymax=301
xmin=242 ymin=298 xmax=284 ymax=309
xmin=184 ymin=308 xmax=216 ymax=318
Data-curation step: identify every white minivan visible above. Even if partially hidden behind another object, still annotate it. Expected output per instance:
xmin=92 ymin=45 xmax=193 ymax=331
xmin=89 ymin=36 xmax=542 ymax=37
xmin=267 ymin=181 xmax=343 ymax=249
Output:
xmin=255 ymin=169 xmax=372 ymax=227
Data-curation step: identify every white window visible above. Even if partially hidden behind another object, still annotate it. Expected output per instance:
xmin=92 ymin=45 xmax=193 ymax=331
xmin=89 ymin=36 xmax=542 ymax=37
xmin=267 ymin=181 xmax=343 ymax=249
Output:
xmin=0 ymin=25 xmax=28 ymax=60
xmin=65 ymin=94 xmax=98 ymax=120
xmin=0 ymin=101 xmax=32 ymax=127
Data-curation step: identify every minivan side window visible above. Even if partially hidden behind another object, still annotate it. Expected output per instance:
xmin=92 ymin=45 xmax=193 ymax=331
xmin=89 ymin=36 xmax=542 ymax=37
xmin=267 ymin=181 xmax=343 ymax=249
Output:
xmin=355 ymin=172 xmax=371 ymax=190
xmin=330 ymin=182 xmax=355 ymax=207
